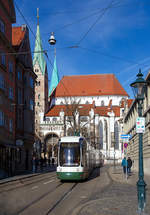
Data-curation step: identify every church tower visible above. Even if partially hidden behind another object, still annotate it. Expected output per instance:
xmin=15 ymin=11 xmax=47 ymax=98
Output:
xmin=33 ymin=9 xmax=48 ymax=137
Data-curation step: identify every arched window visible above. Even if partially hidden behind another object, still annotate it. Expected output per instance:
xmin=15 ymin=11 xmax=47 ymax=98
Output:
xmin=99 ymin=121 xmax=103 ymax=149
xmin=114 ymin=121 xmax=119 ymax=149
xmin=101 ymin=100 xmax=104 ymax=106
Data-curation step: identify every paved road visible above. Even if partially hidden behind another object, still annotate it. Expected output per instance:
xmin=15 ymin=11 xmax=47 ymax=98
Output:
xmin=0 ymin=165 xmax=149 ymax=215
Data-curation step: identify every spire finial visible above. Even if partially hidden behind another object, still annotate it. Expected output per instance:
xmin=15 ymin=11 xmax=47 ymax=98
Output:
xmin=37 ymin=8 xmax=39 ymax=25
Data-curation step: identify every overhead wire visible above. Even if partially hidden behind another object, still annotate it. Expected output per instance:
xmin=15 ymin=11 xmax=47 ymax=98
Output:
xmin=76 ymin=0 xmax=120 ymax=46
xmin=14 ymin=1 xmax=54 ymax=68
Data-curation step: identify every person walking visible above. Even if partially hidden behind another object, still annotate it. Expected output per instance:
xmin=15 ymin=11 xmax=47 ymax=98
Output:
xmin=121 ymin=157 xmax=128 ymax=176
xmin=127 ymin=157 xmax=132 ymax=174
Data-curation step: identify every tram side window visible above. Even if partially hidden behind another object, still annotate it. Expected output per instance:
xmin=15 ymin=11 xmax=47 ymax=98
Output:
xmin=81 ymin=141 xmax=87 ymax=167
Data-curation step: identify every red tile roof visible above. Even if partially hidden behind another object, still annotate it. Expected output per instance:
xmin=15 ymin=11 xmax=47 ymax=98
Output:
xmin=54 ymin=74 xmax=128 ymax=97
xmin=45 ymin=104 xmax=121 ymax=117
xmin=12 ymin=26 xmax=26 ymax=46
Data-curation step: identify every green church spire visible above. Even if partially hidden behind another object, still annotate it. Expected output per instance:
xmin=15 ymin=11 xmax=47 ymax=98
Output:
xmin=33 ymin=8 xmax=46 ymax=75
xmin=49 ymin=55 xmax=59 ymax=96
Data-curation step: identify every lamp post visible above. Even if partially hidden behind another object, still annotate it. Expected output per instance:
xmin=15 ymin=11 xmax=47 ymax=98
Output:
xmin=130 ymin=69 xmax=147 ymax=213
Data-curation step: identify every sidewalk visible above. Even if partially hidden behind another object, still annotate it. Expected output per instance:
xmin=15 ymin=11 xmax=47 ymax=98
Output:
xmin=0 ymin=165 xmax=56 ymax=185
xmin=74 ymin=166 xmax=150 ymax=215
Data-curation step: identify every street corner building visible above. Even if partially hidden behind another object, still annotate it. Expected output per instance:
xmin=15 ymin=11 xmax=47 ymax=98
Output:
xmin=37 ymin=73 xmax=133 ymax=164
xmin=0 ymin=0 xmax=36 ymax=178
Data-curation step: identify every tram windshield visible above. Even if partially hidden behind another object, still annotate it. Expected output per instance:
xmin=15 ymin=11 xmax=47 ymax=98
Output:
xmin=59 ymin=142 xmax=80 ymax=167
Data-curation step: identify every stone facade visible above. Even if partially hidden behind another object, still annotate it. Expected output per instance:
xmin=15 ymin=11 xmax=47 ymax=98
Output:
xmin=123 ymin=71 xmax=150 ymax=175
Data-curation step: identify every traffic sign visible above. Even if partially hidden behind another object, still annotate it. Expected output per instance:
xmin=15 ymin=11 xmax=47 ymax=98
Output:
xmin=120 ymin=134 xmax=132 ymax=139
xmin=124 ymin=143 xmax=128 ymax=148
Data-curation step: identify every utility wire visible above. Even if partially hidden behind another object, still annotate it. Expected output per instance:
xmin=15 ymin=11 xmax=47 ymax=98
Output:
xmin=78 ymin=46 xmax=149 ymax=67
xmin=76 ymin=0 xmax=119 ymax=46
xmin=0 ymin=50 xmax=47 ymax=56
xmin=14 ymin=1 xmax=54 ymax=68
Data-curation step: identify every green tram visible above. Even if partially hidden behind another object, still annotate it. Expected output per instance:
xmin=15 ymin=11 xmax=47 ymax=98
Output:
xmin=56 ymin=136 xmax=103 ymax=181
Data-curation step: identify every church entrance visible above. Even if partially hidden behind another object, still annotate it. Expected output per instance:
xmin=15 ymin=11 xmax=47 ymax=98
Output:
xmin=44 ymin=133 xmax=59 ymax=161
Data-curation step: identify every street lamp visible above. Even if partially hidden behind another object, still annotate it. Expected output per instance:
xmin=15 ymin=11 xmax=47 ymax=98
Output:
xmin=130 ymin=69 xmax=147 ymax=213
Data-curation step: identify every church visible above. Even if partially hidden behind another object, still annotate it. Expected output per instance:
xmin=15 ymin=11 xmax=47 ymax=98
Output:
xmin=33 ymin=15 xmax=131 ymax=163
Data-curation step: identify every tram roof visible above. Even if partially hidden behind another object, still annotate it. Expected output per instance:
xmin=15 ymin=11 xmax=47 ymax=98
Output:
xmin=60 ymin=136 xmax=84 ymax=143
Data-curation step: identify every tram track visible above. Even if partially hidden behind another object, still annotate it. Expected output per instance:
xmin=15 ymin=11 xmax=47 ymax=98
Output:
xmin=15 ymin=181 xmax=65 ymax=215
xmin=0 ymin=172 xmax=57 ymax=194
xmin=45 ymin=183 xmax=78 ymax=215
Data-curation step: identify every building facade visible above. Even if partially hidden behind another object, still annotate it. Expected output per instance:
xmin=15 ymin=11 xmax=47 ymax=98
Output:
xmin=123 ymin=72 xmax=150 ymax=175
xmin=0 ymin=1 xmax=36 ymax=178
xmin=12 ymin=25 xmax=36 ymax=173
xmin=0 ymin=0 xmax=16 ymax=177
xmin=39 ymin=74 xmax=129 ymax=162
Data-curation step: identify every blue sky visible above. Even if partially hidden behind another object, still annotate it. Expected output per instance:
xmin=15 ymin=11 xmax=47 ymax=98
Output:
xmin=14 ymin=0 xmax=150 ymax=98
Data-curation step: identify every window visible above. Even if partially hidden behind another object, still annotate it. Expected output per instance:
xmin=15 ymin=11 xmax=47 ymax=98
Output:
xmin=99 ymin=121 xmax=103 ymax=149
xmin=9 ymin=62 xmax=13 ymax=73
xmin=35 ymin=69 xmax=39 ymax=73
xmin=30 ymin=99 xmax=34 ymax=110
xmin=1 ymin=53 xmax=6 ymax=66
xmin=0 ymin=73 xmax=4 ymax=90
xmin=9 ymin=62 xmax=13 ymax=80
xmin=38 ymin=94 xmax=40 ymax=99
xmin=18 ymin=88 xmax=22 ymax=104
xmin=101 ymin=100 xmax=104 ymax=106
xmin=9 ymin=119 xmax=13 ymax=132
xmin=9 ymin=88 xmax=13 ymax=99
xmin=30 ymin=77 xmax=34 ymax=88
xmin=114 ymin=121 xmax=119 ymax=149
xmin=0 ymin=18 xmax=5 ymax=34
xmin=17 ymin=69 xmax=22 ymax=81
xmin=53 ymin=117 xmax=57 ymax=122
xmin=0 ymin=110 xmax=4 ymax=126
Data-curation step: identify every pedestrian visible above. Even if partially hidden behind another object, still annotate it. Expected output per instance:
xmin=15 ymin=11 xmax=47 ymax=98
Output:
xmin=48 ymin=157 xmax=51 ymax=166
xmin=52 ymin=157 xmax=55 ymax=166
xmin=40 ymin=157 xmax=44 ymax=171
xmin=32 ymin=156 xmax=36 ymax=173
xmin=127 ymin=157 xmax=132 ymax=174
xmin=121 ymin=157 xmax=128 ymax=176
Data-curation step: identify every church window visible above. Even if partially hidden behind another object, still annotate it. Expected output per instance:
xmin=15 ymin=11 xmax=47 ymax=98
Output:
xmin=114 ymin=121 xmax=119 ymax=149
xmin=101 ymin=100 xmax=104 ymax=106
xmin=99 ymin=121 xmax=103 ymax=149
xmin=35 ymin=69 xmax=39 ymax=73
xmin=53 ymin=117 xmax=57 ymax=122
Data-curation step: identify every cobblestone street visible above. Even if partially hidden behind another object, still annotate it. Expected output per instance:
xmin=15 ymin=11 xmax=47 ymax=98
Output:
xmin=73 ymin=166 xmax=150 ymax=215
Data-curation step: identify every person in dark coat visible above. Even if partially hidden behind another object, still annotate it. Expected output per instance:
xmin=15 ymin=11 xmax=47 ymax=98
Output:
xmin=127 ymin=157 xmax=132 ymax=174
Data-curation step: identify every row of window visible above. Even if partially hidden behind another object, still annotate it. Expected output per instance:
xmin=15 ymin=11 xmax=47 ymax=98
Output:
xmin=0 ymin=18 xmax=5 ymax=34
xmin=0 ymin=110 xmax=13 ymax=132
